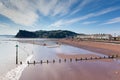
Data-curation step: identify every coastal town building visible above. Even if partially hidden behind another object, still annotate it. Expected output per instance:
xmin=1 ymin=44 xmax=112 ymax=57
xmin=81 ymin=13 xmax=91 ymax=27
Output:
xmin=112 ymin=37 xmax=120 ymax=41
xmin=76 ymin=34 xmax=112 ymax=40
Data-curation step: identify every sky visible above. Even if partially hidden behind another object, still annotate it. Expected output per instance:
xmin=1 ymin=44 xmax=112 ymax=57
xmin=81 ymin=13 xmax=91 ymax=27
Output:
xmin=0 ymin=0 xmax=120 ymax=35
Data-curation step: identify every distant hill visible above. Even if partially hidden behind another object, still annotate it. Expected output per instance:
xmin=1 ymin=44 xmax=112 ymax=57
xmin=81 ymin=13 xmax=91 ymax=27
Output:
xmin=15 ymin=30 xmax=79 ymax=38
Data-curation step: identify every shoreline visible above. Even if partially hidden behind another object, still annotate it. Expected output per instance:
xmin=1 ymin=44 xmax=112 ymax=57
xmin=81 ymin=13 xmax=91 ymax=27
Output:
xmin=59 ymin=39 xmax=120 ymax=56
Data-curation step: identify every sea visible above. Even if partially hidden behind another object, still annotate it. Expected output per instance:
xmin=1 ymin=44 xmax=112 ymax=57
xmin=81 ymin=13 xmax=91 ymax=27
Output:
xmin=0 ymin=36 xmax=34 ymax=80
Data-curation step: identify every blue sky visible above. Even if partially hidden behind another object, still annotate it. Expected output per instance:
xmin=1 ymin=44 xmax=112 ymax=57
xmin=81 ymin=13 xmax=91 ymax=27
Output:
xmin=0 ymin=0 xmax=120 ymax=35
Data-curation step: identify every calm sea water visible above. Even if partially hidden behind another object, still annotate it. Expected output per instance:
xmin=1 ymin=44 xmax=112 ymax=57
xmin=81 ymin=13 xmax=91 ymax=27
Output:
xmin=0 ymin=37 xmax=106 ymax=80
xmin=0 ymin=37 xmax=34 ymax=80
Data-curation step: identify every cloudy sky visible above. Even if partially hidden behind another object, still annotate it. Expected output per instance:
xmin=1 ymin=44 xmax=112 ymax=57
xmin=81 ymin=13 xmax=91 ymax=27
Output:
xmin=0 ymin=0 xmax=120 ymax=35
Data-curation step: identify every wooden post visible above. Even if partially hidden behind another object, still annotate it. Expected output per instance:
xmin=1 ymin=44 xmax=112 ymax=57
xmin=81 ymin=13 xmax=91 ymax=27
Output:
xmin=27 ymin=61 xmax=29 ymax=64
xmin=108 ymin=55 xmax=111 ymax=58
xmin=85 ymin=58 xmax=87 ymax=60
xmin=95 ymin=57 xmax=97 ymax=59
xmin=75 ymin=58 xmax=77 ymax=61
xmin=90 ymin=57 xmax=92 ymax=60
xmin=64 ymin=59 xmax=66 ymax=62
xmin=59 ymin=59 xmax=61 ymax=63
xmin=47 ymin=60 xmax=49 ymax=64
xmin=20 ymin=61 xmax=22 ymax=64
xmin=53 ymin=59 xmax=55 ymax=63
xmin=116 ymin=55 xmax=118 ymax=58
xmin=111 ymin=55 xmax=114 ymax=58
xmin=70 ymin=58 xmax=72 ymax=62
xmin=33 ymin=61 xmax=35 ymax=64
xmin=80 ymin=58 xmax=83 ymax=60
xmin=40 ymin=60 xmax=42 ymax=64
xmin=16 ymin=45 xmax=18 ymax=64
xmin=103 ymin=56 xmax=106 ymax=58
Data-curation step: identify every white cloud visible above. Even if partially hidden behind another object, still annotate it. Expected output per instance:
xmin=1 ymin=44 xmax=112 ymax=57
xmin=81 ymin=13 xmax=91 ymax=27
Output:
xmin=30 ymin=0 xmax=77 ymax=16
xmin=36 ymin=0 xmax=58 ymax=16
xmin=0 ymin=0 xmax=78 ymax=26
xmin=50 ymin=20 xmax=65 ymax=27
xmin=71 ymin=0 xmax=93 ymax=15
xmin=50 ymin=7 xmax=120 ymax=27
xmin=103 ymin=17 xmax=120 ymax=24
xmin=50 ymin=13 xmax=94 ymax=27
xmin=0 ymin=23 xmax=9 ymax=28
xmin=51 ymin=0 xmax=77 ymax=16
xmin=0 ymin=23 xmax=18 ymax=34
xmin=0 ymin=0 xmax=38 ymax=26
xmin=82 ymin=21 xmax=97 ymax=25
xmin=94 ymin=7 xmax=120 ymax=16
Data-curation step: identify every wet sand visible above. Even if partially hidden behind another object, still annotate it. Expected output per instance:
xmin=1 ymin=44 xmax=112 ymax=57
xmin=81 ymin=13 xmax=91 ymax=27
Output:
xmin=57 ymin=53 xmax=99 ymax=59
xmin=20 ymin=61 xmax=120 ymax=80
xmin=59 ymin=39 xmax=120 ymax=56
xmin=19 ymin=39 xmax=120 ymax=80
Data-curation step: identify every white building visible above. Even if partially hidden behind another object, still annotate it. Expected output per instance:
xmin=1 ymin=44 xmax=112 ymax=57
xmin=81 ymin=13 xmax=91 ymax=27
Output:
xmin=76 ymin=34 xmax=112 ymax=40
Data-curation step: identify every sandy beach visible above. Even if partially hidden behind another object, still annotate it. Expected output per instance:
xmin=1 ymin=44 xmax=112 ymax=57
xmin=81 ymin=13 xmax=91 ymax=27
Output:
xmin=18 ymin=39 xmax=120 ymax=80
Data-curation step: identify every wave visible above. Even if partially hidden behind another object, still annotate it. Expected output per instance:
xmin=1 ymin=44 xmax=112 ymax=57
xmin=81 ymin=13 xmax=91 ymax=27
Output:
xmin=0 ymin=55 xmax=33 ymax=80
xmin=47 ymin=44 xmax=61 ymax=48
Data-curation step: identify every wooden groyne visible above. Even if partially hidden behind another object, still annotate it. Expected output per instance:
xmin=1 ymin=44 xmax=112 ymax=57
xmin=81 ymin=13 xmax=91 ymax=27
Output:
xmin=19 ymin=55 xmax=119 ymax=65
